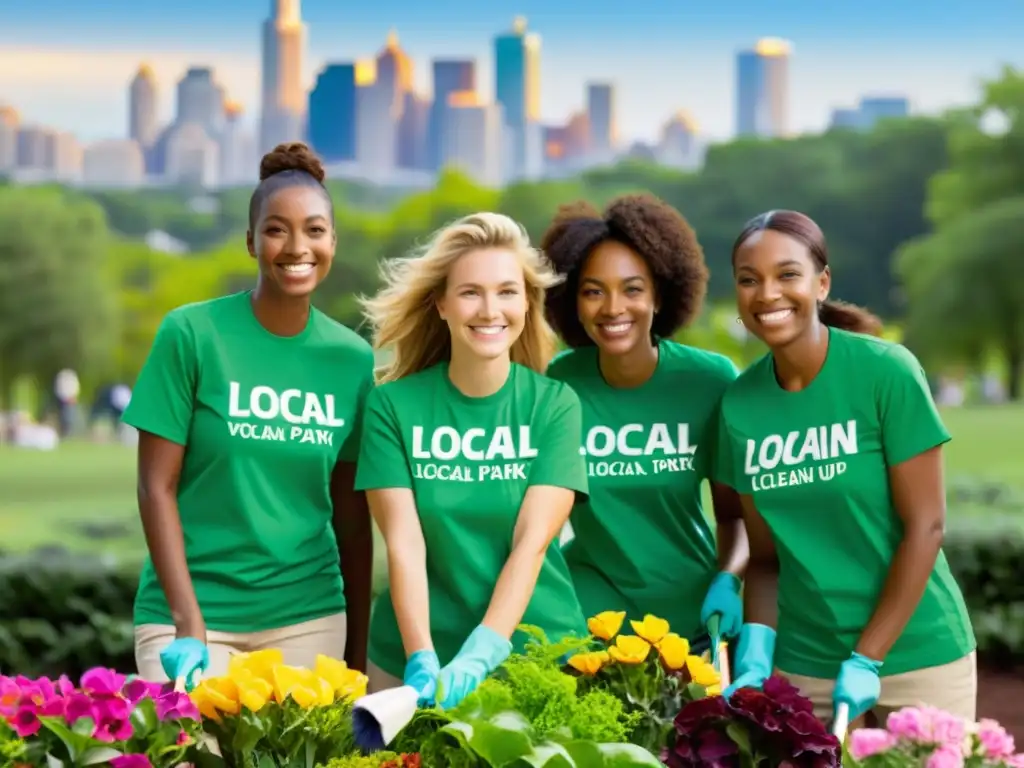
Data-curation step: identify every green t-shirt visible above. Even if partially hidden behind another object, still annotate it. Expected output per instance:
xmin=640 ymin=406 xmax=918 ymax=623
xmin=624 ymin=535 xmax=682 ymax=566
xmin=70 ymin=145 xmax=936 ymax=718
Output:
xmin=546 ymin=340 xmax=738 ymax=640
xmin=716 ymin=328 xmax=975 ymax=678
xmin=122 ymin=291 xmax=375 ymax=632
xmin=355 ymin=362 xmax=589 ymax=678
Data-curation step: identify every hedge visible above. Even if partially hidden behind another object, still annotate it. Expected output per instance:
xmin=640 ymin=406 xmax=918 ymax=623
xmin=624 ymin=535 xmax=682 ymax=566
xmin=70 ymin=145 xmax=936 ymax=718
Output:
xmin=2 ymin=518 xmax=1022 ymax=679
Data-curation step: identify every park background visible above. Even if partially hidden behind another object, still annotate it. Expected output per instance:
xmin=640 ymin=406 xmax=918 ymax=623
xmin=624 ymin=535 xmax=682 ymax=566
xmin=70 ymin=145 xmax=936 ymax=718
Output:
xmin=2 ymin=0 xmax=1024 ymax=739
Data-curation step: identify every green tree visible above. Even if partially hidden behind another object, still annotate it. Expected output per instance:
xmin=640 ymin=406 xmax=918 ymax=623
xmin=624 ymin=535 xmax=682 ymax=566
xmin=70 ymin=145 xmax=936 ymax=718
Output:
xmin=0 ymin=188 xmax=118 ymax=409
xmin=896 ymin=196 xmax=1024 ymax=399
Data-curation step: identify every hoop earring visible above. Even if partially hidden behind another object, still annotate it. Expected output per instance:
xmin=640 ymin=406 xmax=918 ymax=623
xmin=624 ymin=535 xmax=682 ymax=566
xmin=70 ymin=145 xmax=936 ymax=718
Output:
xmin=735 ymin=317 xmax=743 ymax=325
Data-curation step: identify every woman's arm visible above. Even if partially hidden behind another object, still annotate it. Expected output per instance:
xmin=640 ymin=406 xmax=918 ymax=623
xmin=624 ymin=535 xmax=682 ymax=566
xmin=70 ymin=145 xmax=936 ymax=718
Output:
xmin=137 ymin=432 xmax=205 ymax=640
xmin=710 ymin=482 xmax=750 ymax=577
xmin=366 ymin=488 xmax=433 ymax=656
xmin=331 ymin=461 xmax=373 ymax=672
xmin=854 ymin=446 xmax=946 ymax=661
xmin=481 ymin=485 xmax=575 ymax=638
xmin=740 ymin=494 xmax=778 ymax=628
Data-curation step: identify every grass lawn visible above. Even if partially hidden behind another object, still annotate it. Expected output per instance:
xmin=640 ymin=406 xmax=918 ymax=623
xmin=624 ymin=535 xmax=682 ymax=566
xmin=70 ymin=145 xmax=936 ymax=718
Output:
xmin=1 ymin=403 xmax=1022 ymax=559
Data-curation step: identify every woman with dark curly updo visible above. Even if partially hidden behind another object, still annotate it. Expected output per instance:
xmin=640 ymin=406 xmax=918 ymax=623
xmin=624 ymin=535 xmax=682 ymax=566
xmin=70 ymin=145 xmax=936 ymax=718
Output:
xmin=124 ymin=142 xmax=376 ymax=689
xmin=541 ymin=193 xmax=749 ymax=654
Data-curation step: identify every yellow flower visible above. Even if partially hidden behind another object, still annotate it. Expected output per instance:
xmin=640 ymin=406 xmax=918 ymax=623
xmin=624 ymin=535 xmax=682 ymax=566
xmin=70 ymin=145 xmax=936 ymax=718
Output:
xmin=607 ymin=634 xmax=651 ymax=665
xmin=190 ymin=676 xmax=241 ymax=717
xmin=567 ymin=651 xmax=610 ymax=676
xmin=313 ymin=655 xmax=368 ymax=700
xmin=706 ymin=684 xmax=722 ymax=697
xmin=587 ymin=611 xmax=626 ymax=641
xmin=630 ymin=614 xmax=670 ymax=644
xmin=237 ymin=675 xmax=274 ymax=712
xmin=228 ymin=649 xmax=284 ymax=684
xmin=655 ymin=633 xmax=690 ymax=670
xmin=685 ymin=655 xmax=721 ymax=687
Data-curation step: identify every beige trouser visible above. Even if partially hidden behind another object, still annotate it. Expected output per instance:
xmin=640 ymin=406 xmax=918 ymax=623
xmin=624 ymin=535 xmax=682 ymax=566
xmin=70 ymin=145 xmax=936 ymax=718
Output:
xmin=134 ymin=612 xmax=348 ymax=682
xmin=367 ymin=661 xmax=404 ymax=693
xmin=779 ymin=651 xmax=977 ymax=725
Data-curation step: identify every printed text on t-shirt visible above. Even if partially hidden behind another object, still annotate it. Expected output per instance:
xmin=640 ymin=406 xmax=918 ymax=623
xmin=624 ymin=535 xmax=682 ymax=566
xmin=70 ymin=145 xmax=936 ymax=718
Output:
xmin=743 ymin=420 xmax=857 ymax=491
xmin=411 ymin=425 xmax=536 ymax=482
xmin=580 ymin=423 xmax=697 ymax=477
xmin=227 ymin=381 xmax=345 ymax=445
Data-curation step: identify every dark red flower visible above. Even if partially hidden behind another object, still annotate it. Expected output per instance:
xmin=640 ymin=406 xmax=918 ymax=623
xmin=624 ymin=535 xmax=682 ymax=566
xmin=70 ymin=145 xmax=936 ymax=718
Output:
xmin=763 ymin=675 xmax=813 ymax=715
xmin=697 ymin=728 xmax=739 ymax=761
xmin=673 ymin=694 xmax=728 ymax=733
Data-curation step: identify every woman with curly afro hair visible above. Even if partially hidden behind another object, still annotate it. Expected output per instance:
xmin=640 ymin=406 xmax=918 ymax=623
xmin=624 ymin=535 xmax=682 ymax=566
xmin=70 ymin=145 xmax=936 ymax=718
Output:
xmin=541 ymin=193 xmax=749 ymax=655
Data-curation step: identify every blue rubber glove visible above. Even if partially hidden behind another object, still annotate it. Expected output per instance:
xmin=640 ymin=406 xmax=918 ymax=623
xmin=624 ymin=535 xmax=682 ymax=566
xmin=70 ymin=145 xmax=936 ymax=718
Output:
xmin=834 ymin=652 xmax=882 ymax=721
xmin=403 ymin=649 xmax=441 ymax=706
xmin=436 ymin=625 xmax=512 ymax=711
xmin=723 ymin=623 xmax=776 ymax=700
xmin=700 ymin=572 xmax=744 ymax=640
xmin=159 ymin=638 xmax=209 ymax=692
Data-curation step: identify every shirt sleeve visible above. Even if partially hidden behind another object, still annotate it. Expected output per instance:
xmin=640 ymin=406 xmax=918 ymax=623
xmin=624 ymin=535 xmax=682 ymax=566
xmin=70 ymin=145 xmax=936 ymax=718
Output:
xmin=712 ymin=405 xmax=743 ymax=492
xmin=338 ymin=348 xmax=377 ymax=463
xmin=121 ymin=312 xmax=197 ymax=445
xmin=877 ymin=343 xmax=951 ymax=466
xmin=354 ymin=386 xmax=413 ymax=490
xmin=527 ymin=383 xmax=588 ymax=501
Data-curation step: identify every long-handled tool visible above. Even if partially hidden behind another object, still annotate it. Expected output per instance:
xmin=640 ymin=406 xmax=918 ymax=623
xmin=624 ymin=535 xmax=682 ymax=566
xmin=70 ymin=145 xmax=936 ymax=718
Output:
xmin=832 ymin=701 xmax=850 ymax=742
xmin=706 ymin=614 xmax=731 ymax=688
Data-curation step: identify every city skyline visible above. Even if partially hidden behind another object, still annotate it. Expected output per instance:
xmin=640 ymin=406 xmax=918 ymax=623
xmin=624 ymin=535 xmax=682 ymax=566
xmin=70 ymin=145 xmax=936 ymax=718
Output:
xmin=2 ymin=0 xmax=1021 ymax=144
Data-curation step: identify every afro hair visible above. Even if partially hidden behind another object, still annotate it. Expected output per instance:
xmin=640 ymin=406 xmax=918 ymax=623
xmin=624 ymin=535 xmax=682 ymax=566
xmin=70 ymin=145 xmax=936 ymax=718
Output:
xmin=539 ymin=193 xmax=708 ymax=348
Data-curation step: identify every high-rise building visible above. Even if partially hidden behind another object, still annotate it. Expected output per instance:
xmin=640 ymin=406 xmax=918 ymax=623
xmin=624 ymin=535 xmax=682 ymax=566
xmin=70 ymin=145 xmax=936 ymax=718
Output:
xmin=0 ymin=106 xmax=19 ymax=174
xmin=430 ymin=59 xmax=476 ymax=171
xmin=735 ymin=38 xmax=791 ymax=138
xmin=308 ymin=63 xmax=362 ymax=163
xmin=658 ymin=111 xmax=701 ymax=169
xmin=586 ymin=82 xmax=616 ymax=160
xmin=859 ymin=96 xmax=910 ymax=127
xmin=260 ymin=0 xmax=306 ymax=153
xmin=356 ymin=31 xmax=413 ymax=178
xmin=176 ymin=67 xmax=226 ymax=136
xmin=494 ymin=17 xmax=542 ymax=180
xmin=82 ymin=140 xmax=146 ymax=187
xmin=398 ymin=93 xmax=430 ymax=171
xmin=442 ymin=91 xmax=504 ymax=187
xmin=129 ymin=64 xmax=159 ymax=150
xmin=220 ymin=101 xmax=257 ymax=185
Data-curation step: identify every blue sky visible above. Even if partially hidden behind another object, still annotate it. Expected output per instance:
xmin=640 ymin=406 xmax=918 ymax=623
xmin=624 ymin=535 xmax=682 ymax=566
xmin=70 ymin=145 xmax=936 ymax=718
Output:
xmin=1 ymin=0 xmax=1020 ymax=143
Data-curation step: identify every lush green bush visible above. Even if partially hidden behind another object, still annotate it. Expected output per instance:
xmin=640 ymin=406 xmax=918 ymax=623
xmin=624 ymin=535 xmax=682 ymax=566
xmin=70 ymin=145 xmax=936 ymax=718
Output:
xmin=2 ymin=515 xmax=1022 ymax=678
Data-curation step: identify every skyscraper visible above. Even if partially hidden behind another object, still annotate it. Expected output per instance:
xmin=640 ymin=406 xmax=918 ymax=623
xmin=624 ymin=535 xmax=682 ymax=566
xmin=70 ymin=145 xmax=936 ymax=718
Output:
xmin=735 ymin=38 xmax=791 ymax=138
xmin=260 ymin=0 xmax=306 ymax=153
xmin=308 ymin=64 xmax=361 ymax=163
xmin=586 ymin=82 xmax=616 ymax=160
xmin=494 ymin=17 xmax=541 ymax=179
xmin=129 ymin=64 xmax=159 ymax=150
xmin=430 ymin=59 xmax=476 ymax=171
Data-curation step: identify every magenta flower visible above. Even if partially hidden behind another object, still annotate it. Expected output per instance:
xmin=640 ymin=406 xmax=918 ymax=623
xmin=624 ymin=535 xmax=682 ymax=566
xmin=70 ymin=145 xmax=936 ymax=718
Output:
xmin=176 ymin=730 xmax=191 ymax=746
xmin=110 ymin=755 xmax=153 ymax=768
xmin=155 ymin=691 xmax=200 ymax=722
xmin=11 ymin=704 xmax=41 ymax=737
xmin=80 ymin=668 xmax=126 ymax=698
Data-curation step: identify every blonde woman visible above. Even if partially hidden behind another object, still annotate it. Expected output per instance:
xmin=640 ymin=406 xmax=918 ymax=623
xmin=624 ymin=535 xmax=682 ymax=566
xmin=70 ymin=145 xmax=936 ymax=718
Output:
xmin=356 ymin=212 xmax=589 ymax=710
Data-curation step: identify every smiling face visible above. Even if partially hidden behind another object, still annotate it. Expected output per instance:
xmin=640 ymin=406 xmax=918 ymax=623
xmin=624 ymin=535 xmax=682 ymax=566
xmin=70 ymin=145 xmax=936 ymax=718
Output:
xmin=733 ymin=228 xmax=830 ymax=349
xmin=576 ymin=240 xmax=658 ymax=356
xmin=247 ymin=185 xmax=335 ymax=299
xmin=437 ymin=247 xmax=528 ymax=364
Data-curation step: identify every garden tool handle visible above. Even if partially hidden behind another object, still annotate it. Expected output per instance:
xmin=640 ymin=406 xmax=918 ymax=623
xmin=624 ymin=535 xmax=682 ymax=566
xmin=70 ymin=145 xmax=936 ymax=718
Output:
xmin=174 ymin=669 xmax=201 ymax=693
xmin=707 ymin=614 xmax=722 ymax=668
xmin=832 ymin=701 xmax=850 ymax=742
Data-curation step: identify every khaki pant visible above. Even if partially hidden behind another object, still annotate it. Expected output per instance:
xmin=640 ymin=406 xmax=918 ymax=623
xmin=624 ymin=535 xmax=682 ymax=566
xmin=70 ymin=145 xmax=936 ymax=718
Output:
xmin=134 ymin=613 xmax=348 ymax=682
xmin=367 ymin=660 xmax=404 ymax=693
xmin=779 ymin=651 xmax=977 ymax=725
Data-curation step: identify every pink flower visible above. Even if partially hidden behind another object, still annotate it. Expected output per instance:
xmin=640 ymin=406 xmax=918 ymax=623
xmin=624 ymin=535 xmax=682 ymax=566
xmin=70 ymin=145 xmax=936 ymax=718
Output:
xmin=887 ymin=707 xmax=929 ymax=742
xmin=1003 ymin=754 xmax=1024 ymax=767
xmin=176 ymin=730 xmax=191 ymax=746
xmin=929 ymin=709 xmax=966 ymax=747
xmin=977 ymin=719 xmax=1015 ymax=759
xmin=155 ymin=691 xmax=200 ymax=722
xmin=849 ymin=728 xmax=897 ymax=759
xmin=925 ymin=744 xmax=964 ymax=768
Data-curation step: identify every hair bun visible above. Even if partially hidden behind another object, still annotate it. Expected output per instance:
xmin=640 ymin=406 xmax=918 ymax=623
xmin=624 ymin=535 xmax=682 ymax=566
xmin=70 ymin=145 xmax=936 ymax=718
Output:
xmin=259 ymin=142 xmax=326 ymax=183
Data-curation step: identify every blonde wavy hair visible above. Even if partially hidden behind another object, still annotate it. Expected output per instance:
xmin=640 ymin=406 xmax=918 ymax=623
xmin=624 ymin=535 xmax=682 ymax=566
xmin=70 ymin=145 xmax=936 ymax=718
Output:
xmin=360 ymin=212 xmax=562 ymax=383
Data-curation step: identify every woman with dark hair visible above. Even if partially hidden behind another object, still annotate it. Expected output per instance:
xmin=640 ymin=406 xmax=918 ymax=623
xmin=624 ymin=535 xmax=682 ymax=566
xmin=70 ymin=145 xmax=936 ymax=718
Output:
xmin=540 ymin=194 xmax=749 ymax=653
xmin=719 ymin=210 xmax=976 ymax=725
xmin=124 ymin=142 xmax=376 ymax=688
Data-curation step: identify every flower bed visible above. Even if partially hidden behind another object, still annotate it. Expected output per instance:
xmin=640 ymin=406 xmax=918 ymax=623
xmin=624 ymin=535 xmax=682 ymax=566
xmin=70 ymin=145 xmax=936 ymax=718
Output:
xmin=2 ymin=612 xmax=1023 ymax=768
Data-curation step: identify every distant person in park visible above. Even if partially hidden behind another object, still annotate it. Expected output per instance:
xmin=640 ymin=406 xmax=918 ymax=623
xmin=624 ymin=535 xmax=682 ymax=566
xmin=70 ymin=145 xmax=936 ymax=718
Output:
xmin=355 ymin=212 xmax=588 ymax=709
xmin=52 ymin=368 xmax=80 ymax=438
xmin=122 ymin=142 xmax=376 ymax=689
xmin=540 ymin=194 xmax=749 ymax=653
xmin=718 ymin=210 xmax=976 ymax=725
